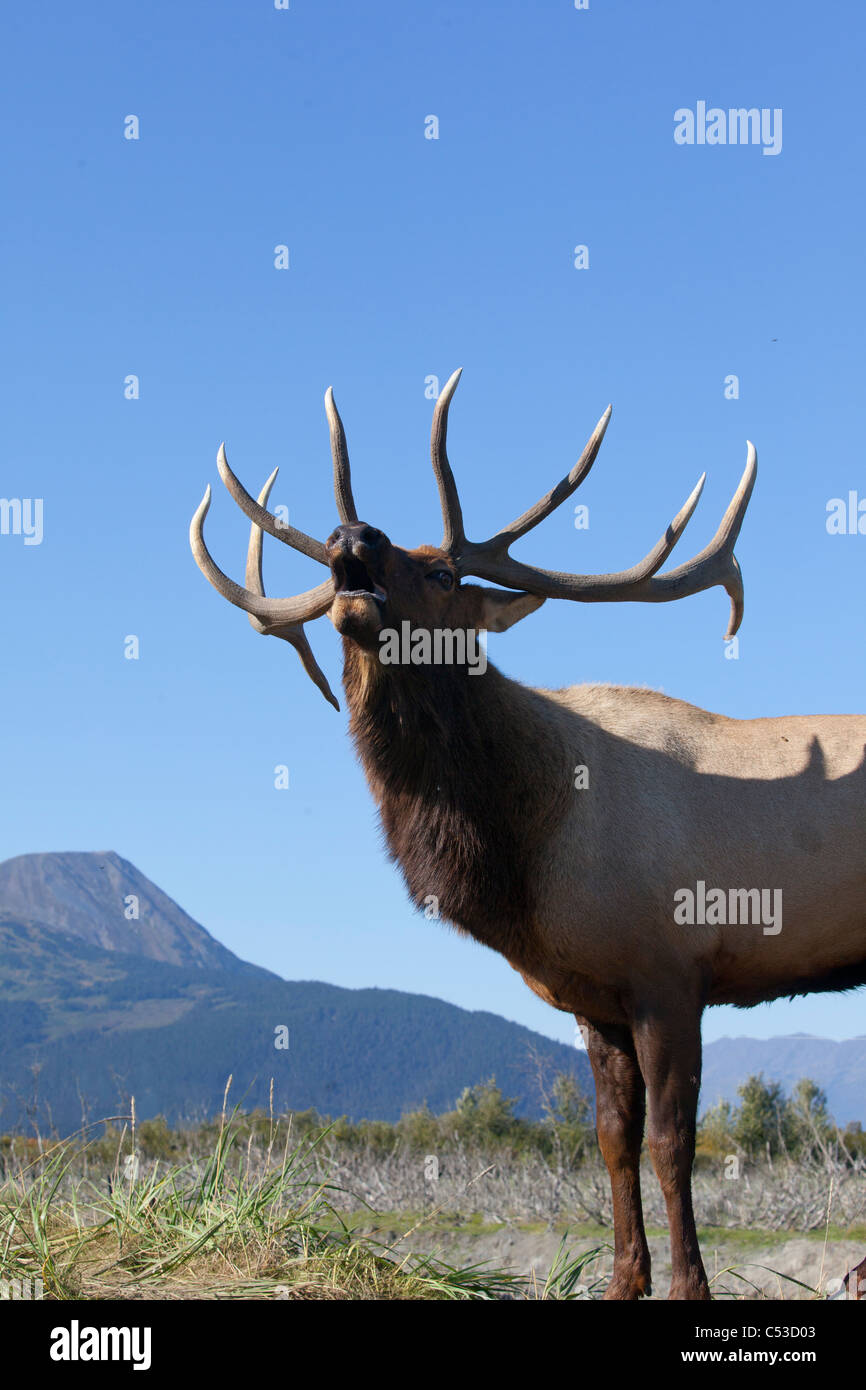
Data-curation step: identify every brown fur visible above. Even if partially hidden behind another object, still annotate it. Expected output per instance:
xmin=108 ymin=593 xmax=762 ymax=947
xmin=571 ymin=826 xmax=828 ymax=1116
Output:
xmin=343 ymin=641 xmax=569 ymax=968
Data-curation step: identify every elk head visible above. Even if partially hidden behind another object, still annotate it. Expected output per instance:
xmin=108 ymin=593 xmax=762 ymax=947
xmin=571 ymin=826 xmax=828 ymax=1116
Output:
xmin=190 ymin=370 xmax=757 ymax=707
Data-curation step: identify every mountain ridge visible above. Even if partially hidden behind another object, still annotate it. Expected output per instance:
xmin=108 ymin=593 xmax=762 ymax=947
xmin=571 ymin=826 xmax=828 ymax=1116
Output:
xmin=0 ymin=850 xmax=256 ymax=975
xmin=701 ymin=1033 xmax=866 ymax=1125
xmin=0 ymin=852 xmax=592 ymax=1132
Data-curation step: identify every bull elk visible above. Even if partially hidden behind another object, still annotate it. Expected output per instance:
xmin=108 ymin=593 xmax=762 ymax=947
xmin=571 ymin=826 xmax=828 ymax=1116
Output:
xmin=190 ymin=371 xmax=866 ymax=1300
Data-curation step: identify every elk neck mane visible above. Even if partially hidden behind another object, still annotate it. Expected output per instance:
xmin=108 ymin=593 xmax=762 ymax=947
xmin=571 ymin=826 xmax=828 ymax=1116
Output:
xmin=341 ymin=640 xmax=573 ymax=966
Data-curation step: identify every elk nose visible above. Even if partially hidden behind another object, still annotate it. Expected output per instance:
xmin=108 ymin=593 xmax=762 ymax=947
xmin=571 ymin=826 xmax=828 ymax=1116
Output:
xmin=326 ymin=522 xmax=390 ymax=559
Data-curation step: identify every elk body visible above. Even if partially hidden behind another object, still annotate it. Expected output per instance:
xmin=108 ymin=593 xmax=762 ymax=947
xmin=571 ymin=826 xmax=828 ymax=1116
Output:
xmin=191 ymin=372 xmax=866 ymax=1300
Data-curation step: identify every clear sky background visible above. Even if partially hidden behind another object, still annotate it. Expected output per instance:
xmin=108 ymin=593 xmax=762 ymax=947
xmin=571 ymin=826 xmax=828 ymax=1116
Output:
xmin=1 ymin=0 xmax=864 ymax=1050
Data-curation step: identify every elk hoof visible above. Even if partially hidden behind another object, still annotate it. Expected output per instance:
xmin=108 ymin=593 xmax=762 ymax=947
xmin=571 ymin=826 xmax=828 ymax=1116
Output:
xmin=603 ymin=1268 xmax=652 ymax=1300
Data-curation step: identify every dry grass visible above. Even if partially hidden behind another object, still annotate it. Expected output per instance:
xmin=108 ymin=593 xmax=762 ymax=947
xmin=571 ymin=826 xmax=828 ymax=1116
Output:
xmin=323 ymin=1136 xmax=866 ymax=1233
xmin=0 ymin=1107 xmax=602 ymax=1301
xmin=2 ymin=1103 xmax=863 ymax=1301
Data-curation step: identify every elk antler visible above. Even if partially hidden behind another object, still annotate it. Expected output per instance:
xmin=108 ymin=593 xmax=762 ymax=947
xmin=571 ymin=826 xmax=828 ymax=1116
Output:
xmin=431 ymin=369 xmax=757 ymax=639
xmin=241 ymin=469 xmax=340 ymax=710
xmin=189 ymin=387 xmax=361 ymax=709
xmin=191 ymin=374 xmax=758 ymax=707
xmin=325 ymin=387 xmax=359 ymax=524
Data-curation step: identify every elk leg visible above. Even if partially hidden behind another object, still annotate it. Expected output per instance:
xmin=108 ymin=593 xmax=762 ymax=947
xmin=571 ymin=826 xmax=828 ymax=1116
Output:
xmin=631 ymin=1006 xmax=710 ymax=1301
xmin=580 ymin=1016 xmax=652 ymax=1300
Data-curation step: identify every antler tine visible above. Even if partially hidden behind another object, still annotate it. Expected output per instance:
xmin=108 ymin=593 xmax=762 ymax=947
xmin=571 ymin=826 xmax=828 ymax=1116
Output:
xmin=244 ymin=466 xmax=280 ymax=603
xmin=325 ymin=387 xmax=358 ymax=524
xmin=495 ymin=405 xmax=613 ymax=546
xmin=190 ymin=485 xmax=335 ymax=629
xmin=431 ymin=368 xmax=467 ymax=552
xmin=217 ymin=444 xmax=328 ymax=566
xmin=244 ymin=470 xmax=340 ymax=710
xmin=631 ymin=442 xmax=758 ymax=638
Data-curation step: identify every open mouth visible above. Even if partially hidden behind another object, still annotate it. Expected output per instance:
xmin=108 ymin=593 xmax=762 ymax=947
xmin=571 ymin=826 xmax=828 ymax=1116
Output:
xmin=332 ymin=554 xmax=387 ymax=604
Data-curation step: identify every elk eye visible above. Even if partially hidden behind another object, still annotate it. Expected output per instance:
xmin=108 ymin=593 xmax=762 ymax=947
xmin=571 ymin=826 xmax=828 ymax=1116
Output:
xmin=427 ymin=569 xmax=454 ymax=590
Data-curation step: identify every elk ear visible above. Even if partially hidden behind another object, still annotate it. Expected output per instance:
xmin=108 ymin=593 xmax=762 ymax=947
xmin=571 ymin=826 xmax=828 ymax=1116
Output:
xmin=472 ymin=587 xmax=546 ymax=633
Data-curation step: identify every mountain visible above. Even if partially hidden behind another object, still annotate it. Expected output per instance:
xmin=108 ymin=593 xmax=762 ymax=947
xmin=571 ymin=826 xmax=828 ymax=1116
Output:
xmin=0 ymin=851 xmax=250 ymax=974
xmin=701 ymin=1035 xmax=866 ymax=1127
xmin=0 ymin=852 xmax=591 ymax=1134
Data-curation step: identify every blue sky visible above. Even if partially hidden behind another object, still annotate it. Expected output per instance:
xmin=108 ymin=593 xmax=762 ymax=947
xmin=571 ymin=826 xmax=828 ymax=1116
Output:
xmin=1 ymin=0 xmax=864 ymax=1050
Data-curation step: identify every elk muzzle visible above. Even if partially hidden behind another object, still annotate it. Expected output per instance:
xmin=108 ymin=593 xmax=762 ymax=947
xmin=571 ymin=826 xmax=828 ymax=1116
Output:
xmin=326 ymin=523 xmax=391 ymax=644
